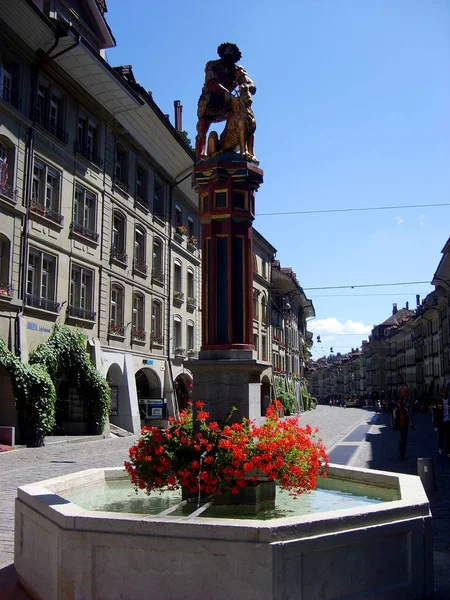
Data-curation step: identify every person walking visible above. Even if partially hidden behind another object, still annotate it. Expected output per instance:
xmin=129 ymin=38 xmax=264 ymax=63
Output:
xmin=433 ymin=385 xmax=450 ymax=457
xmin=391 ymin=389 xmax=414 ymax=460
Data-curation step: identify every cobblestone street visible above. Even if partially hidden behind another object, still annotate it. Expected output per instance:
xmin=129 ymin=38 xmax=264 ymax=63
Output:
xmin=2 ymin=405 xmax=449 ymax=598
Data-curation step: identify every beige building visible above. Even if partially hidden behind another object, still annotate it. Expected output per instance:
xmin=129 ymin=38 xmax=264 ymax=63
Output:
xmin=0 ymin=0 xmax=200 ymax=435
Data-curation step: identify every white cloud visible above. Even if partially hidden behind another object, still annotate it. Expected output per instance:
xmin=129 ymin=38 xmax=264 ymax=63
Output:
xmin=419 ymin=214 xmax=425 ymax=227
xmin=311 ymin=318 xmax=372 ymax=336
xmin=393 ymin=216 xmax=404 ymax=226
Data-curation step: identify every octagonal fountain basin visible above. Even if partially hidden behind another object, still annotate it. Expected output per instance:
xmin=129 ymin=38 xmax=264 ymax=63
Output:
xmin=15 ymin=465 xmax=433 ymax=600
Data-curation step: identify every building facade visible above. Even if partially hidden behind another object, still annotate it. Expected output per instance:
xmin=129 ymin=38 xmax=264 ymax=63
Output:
xmin=0 ymin=0 xmax=200 ymax=435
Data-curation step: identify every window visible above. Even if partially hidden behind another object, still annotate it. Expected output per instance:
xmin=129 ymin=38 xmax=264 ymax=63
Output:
xmin=253 ymin=252 xmax=258 ymax=273
xmin=136 ymin=165 xmax=148 ymax=205
xmin=187 ymin=216 xmax=195 ymax=238
xmin=114 ymin=143 xmax=128 ymax=191
xmin=174 ymin=260 xmax=183 ymax=301
xmin=133 ymin=227 xmax=147 ymax=275
xmin=0 ymin=140 xmax=13 ymax=199
xmin=253 ymin=334 xmax=259 ymax=356
xmin=153 ymin=181 xmax=165 ymax=218
xmin=31 ymin=159 xmax=62 ymax=224
xmin=173 ymin=315 xmax=182 ymax=351
xmin=152 ymin=239 xmax=164 ymax=283
xmin=0 ymin=235 xmax=11 ymax=295
xmin=262 ymin=335 xmax=267 ymax=360
xmin=26 ymin=248 xmax=58 ymax=311
xmin=132 ymin=293 xmax=145 ymax=340
xmin=187 ymin=321 xmax=194 ymax=352
xmin=187 ymin=269 xmax=194 ymax=298
xmin=111 ymin=213 xmax=127 ymax=264
xmin=151 ymin=300 xmax=162 ymax=343
xmin=72 ymin=185 xmax=97 ymax=240
xmin=77 ymin=115 xmax=101 ymax=167
xmin=110 ymin=284 xmax=125 ymax=335
xmin=262 ymin=260 xmax=267 ymax=279
xmin=175 ymin=205 xmax=182 ymax=226
xmin=69 ymin=264 xmax=95 ymax=320
xmin=214 ymin=191 xmax=227 ymax=208
xmin=0 ymin=59 xmax=13 ymax=104
xmin=253 ymin=289 xmax=259 ymax=320
xmin=35 ymin=81 xmax=67 ymax=142
xmin=261 ymin=296 xmax=267 ymax=325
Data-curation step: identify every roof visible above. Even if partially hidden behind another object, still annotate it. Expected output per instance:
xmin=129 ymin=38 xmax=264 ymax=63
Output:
xmin=379 ymin=308 xmax=415 ymax=328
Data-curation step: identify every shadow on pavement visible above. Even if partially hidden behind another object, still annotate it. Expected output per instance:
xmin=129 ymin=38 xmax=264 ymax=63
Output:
xmin=366 ymin=411 xmax=450 ymax=599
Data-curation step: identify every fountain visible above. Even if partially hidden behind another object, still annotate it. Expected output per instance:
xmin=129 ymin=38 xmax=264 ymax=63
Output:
xmin=14 ymin=43 xmax=433 ymax=599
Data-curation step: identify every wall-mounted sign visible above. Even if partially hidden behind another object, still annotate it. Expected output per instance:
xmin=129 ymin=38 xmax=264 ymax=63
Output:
xmin=143 ymin=359 xmax=154 ymax=365
xmin=27 ymin=321 xmax=51 ymax=333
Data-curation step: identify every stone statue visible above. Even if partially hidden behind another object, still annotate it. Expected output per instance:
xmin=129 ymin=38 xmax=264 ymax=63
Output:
xmin=196 ymin=42 xmax=257 ymax=162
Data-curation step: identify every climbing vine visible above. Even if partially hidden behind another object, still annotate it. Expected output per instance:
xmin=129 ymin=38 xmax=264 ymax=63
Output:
xmin=0 ymin=340 xmax=56 ymax=434
xmin=0 ymin=325 xmax=110 ymax=438
xmin=30 ymin=325 xmax=110 ymax=433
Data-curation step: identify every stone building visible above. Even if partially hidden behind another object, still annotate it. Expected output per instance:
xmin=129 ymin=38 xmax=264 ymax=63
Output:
xmin=0 ymin=0 xmax=200 ymax=435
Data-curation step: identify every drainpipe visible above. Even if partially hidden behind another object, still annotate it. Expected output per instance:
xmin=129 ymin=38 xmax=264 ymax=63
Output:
xmin=166 ymin=169 xmax=193 ymax=418
xmin=17 ymin=29 xmax=80 ymax=358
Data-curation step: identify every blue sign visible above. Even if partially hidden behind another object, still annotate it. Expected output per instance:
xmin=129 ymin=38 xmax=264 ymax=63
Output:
xmin=143 ymin=359 xmax=154 ymax=365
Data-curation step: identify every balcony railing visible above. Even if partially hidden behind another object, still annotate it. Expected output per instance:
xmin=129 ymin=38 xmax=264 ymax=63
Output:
xmin=133 ymin=259 xmax=148 ymax=276
xmin=113 ymin=177 xmax=130 ymax=194
xmin=0 ymin=183 xmax=17 ymax=203
xmin=132 ymin=329 xmax=147 ymax=342
xmin=173 ymin=291 xmax=184 ymax=303
xmin=186 ymin=296 xmax=196 ymax=309
xmin=110 ymin=247 xmax=127 ymax=265
xmin=0 ymin=283 xmax=12 ymax=297
xmin=151 ymin=269 xmax=164 ymax=284
xmin=25 ymin=294 xmax=60 ymax=313
xmin=135 ymin=196 xmax=150 ymax=211
xmin=150 ymin=334 xmax=163 ymax=346
xmin=31 ymin=202 xmax=64 ymax=225
xmin=36 ymin=115 xmax=68 ymax=143
xmin=67 ymin=305 xmax=96 ymax=321
xmin=70 ymin=222 xmax=99 ymax=242
xmin=74 ymin=142 xmax=103 ymax=169
xmin=109 ymin=323 xmax=125 ymax=337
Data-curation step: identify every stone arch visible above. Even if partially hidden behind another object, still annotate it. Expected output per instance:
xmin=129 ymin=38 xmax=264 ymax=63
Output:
xmin=260 ymin=375 xmax=271 ymax=416
xmin=106 ymin=362 xmax=127 ymax=428
xmin=174 ymin=372 xmax=193 ymax=412
xmin=135 ymin=368 xmax=163 ymax=421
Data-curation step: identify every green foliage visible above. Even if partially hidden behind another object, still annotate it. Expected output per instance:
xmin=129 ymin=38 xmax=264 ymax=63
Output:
xmin=30 ymin=325 xmax=110 ymax=433
xmin=0 ymin=325 xmax=110 ymax=437
xmin=0 ymin=339 xmax=56 ymax=434
xmin=275 ymin=377 xmax=297 ymax=415
xmin=301 ymin=387 xmax=311 ymax=411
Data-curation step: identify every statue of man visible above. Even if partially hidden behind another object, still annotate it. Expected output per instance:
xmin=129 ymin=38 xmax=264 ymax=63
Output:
xmin=195 ymin=42 xmax=256 ymax=161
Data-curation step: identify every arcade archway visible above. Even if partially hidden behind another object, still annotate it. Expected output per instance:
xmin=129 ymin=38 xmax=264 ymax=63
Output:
xmin=260 ymin=376 xmax=271 ymax=416
xmin=174 ymin=373 xmax=193 ymax=413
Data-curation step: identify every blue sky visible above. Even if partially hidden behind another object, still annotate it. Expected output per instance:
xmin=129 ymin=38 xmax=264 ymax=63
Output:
xmin=105 ymin=0 xmax=450 ymax=358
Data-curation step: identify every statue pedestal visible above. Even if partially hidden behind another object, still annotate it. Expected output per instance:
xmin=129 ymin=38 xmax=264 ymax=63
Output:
xmin=185 ymin=355 xmax=267 ymax=424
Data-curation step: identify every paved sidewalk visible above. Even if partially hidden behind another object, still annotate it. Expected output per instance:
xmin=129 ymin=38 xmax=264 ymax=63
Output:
xmin=359 ymin=410 xmax=450 ymax=599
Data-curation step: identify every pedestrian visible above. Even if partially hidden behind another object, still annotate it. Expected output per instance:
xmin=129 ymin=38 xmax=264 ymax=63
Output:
xmin=433 ymin=385 xmax=450 ymax=457
xmin=391 ymin=389 xmax=414 ymax=460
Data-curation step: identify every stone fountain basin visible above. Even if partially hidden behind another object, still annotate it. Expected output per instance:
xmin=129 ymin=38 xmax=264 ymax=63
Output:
xmin=15 ymin=464 xmax=433 ymax=600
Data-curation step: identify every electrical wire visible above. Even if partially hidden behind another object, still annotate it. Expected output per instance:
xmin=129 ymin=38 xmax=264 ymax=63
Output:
xmin=257 ymin=202 xmax=450 ymax=216
xmin=304 ymin=280 xmax=430 ymax=290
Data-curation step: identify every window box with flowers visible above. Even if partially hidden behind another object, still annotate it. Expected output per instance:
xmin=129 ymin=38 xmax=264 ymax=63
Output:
xmin=109 ymin=323 xmax=125 ymax=338
xmin=173 ymin=290 xmax=184 ymax=304
xmin=187 ymin=236 xmax=198 ymax=252
xmin=131 ymin=329 xmax=147 ymax=343
xmin=174 ymin=346 xmax=186 ymax=358
xmin=174 ymin=225 xmax=187 ymax=243
xmin=125 ymin=401 xmax=328 ymax=506
xmin=186 ymin=296 xmax=196 ymax=309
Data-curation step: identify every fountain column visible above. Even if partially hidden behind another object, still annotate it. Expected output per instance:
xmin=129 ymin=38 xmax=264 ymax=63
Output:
xmin=187 ymin=154 xmax=265 ymax=423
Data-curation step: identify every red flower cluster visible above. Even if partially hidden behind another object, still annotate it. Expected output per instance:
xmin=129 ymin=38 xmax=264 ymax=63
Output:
xmin=125 ymin=400 xmax=328 ymax=498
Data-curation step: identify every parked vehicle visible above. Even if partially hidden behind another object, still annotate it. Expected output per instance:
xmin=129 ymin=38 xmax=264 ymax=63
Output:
xmin=345 ymin=396 xmax=365 ymax=408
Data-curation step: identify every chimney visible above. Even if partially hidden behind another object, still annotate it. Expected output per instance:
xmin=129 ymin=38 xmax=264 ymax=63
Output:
xmin=416 ymin=294 xmax=420 ymax=308
xmin=174 ymin=100 xmax=183 ymax=132
xmin=392 ymin=303 xmax=398 ymax=315
xmin=405 ymin=301 xmax=409 ymax=310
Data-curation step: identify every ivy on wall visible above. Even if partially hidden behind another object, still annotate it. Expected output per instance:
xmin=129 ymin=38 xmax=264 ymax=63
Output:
xmin=0 ymin=340 xmax=56 ymax=434
xmin=0 ymin=325 xmax=110 ymax=435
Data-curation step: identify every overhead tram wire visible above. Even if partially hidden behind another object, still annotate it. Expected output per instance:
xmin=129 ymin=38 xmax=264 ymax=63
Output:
xmin=303 ymin=280 xmax=430 ymax=291
xmin=257 ymin=202 xmax=450 ymax=217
